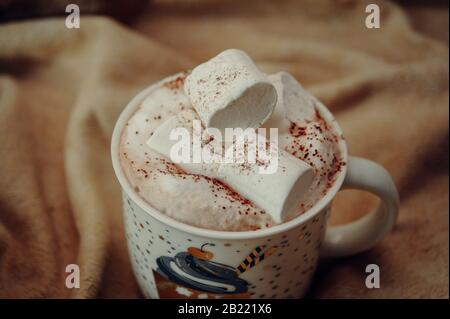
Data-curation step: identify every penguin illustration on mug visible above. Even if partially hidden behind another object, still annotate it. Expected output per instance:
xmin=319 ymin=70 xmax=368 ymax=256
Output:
xmin=156 ymin=243 xmax=277 ymax=294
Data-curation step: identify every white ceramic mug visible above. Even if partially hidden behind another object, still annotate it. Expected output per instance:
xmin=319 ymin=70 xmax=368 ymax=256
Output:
xmin=111 ymin=76 xmax=399 ymax=299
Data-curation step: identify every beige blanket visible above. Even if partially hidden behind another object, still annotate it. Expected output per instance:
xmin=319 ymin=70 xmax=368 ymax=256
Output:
xmin=0 ymin=0 xmax=448 ymax=298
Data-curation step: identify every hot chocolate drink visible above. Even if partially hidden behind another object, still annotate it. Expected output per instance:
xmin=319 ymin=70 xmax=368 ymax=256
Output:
xmin=119 ymin=50 xmax=345 ymax=231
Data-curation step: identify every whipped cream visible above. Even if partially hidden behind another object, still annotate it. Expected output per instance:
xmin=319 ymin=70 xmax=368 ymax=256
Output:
xmin=119 ymin=72 xmax=344 ymax=231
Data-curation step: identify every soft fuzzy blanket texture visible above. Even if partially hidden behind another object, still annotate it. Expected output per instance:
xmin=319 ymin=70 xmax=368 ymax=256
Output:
xmin=0 ymin=0 xmax=448 ymax=298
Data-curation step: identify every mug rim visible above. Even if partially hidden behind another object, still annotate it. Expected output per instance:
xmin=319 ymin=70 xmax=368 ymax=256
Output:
xmin=111 ymin=73 xmax=348 ymax=240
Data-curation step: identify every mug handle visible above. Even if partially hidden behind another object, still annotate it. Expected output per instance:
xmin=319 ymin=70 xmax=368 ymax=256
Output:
xmin=321 ymin=156 xmax=400 ymax=258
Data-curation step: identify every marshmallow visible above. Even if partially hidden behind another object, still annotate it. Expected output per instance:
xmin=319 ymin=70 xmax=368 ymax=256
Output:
xmin=146 ymin=109 xmax=220 ymax=178
xmin=268 ymin=72 xmax=316 ymax=123
xmin=184 ymin=49 xmax=277 ymax=133
xmin=148 ymin=109 xmax=315 ymax=223
xmin=217 ymin=134 xmax=314 ymax=223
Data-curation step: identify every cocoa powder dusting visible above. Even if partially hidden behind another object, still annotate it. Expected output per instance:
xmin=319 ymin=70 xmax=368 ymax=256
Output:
xmin=163 ymin=72 xmax=188 ymax=90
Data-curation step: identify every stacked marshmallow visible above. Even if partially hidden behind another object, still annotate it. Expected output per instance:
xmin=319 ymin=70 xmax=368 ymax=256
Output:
xmin=184 ymin=49 xmax=277 ymax=134
xmin=147 ymin=49 xmax=315 ymax=223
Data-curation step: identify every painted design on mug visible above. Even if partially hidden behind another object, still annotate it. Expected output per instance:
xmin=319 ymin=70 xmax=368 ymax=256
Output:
xmin=236 ymin=245 xmax=277 ymax=274
xmin=154 ymin=243 xmax=276 ymax=298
